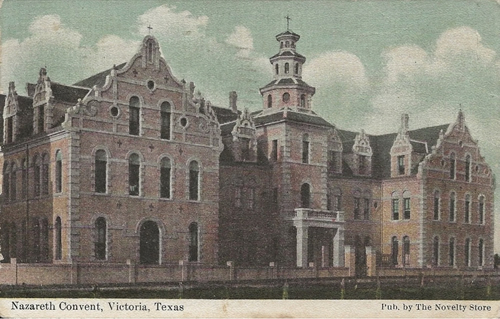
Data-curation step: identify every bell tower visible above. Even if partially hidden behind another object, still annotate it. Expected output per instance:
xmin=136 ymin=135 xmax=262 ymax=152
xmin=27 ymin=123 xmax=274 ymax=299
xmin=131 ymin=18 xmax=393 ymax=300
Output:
xmin=260 ymin=17 xmax=315 ymax=110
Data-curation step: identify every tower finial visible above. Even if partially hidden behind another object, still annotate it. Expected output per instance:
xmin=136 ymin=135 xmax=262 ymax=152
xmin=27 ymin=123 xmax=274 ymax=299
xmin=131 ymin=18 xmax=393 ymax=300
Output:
xmin=147 ymin=25 xmax=153 ymax=35
xmin=285 ymin=15 xmax=291 ymax=31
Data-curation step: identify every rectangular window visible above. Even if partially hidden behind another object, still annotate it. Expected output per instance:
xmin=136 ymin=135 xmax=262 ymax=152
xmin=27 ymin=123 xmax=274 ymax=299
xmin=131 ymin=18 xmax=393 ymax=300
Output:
xmin=95 ymin=159 xmax=107 ymax=193
xmin=449 ymin=197 xmax=455 ymax=222
xmin=392 ymin=199 xmax=399 ymax=220
xmin=160 ymin=166 xmax=171 ymax=198
xmin=129 ymin=164 xmax=139 ymax=196
xmin=235 ymin=188 xmax=242 ymax=207
xmin=363 ymin=198 xmax=370 ymax=220
xmin=464 ymin=199 xmax=470 ymax=223
xmin=398 ymin=155 xmax=405 ymax=175
xmin=433 ymin=196 xmax=440 ymax=220
xmin=302 ymin=140 xmax=309 ymax=164
xmin=189 ymin=170 xmax=199 ymax=200
xmin=129 ymin=107 xmax=140 ymax=135
xmin=271 ymin=140 xmax=278 ymax=161
xmin=403 ymin=198 xmax=411 ymax=220
xmin=479 ymin=201 xmax=484 ymax=225
xmin=354 ymin=198 xmax=360 ymax=219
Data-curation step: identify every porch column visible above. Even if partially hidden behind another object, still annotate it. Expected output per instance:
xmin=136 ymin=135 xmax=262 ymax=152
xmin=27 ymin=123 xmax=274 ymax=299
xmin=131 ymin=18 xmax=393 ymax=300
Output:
xmin=296 ymin=225 xmax=308 ymax=268
xmin=333 ymin=227 xmax=345 ymax=267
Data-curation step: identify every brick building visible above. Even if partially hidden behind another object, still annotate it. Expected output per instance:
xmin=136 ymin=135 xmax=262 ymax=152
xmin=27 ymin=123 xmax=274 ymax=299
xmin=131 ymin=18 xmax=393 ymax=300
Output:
xmin=0 ymin=30 xmax=495 ymax=274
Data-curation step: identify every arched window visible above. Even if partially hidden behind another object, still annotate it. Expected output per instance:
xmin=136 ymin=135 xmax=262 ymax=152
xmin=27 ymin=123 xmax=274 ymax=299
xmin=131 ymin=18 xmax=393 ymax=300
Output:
xmin=464 ymin=238 xmax=470 ymax=267
xmin=302 ymin=134 xmax=310 ymax=164
xmin=40 ymin=218 xmax=49 ymax=262
xmin=147 ymin=40 xmax=154 ymax=63
xmin=403 ymin=236 xmax=410 ymax=266
xmin=129 ymin=96 xmax=140 ymax=136
xmin=10 ymin=163 xmax=17 ymax=201
xmin=449 ymin=152 xmax=456 ymax=179
xmin=160 ymin=157 xmax=171 ymax=199
xmin=403 ymin=191 xmax=411 ymax=220
xmin=41 ymin=154 xmax=49 ymax=195
xmin=465 ymin=155 xmax=471 ymax=182
xmin=21 ymin=159 xmax=27 ymax=199
xmin=478 ymin=239 xmax=484 ymax=267
xmin=160 ymin=102 xmax=171 ymax=140
xmin=188 ymin=222 xmax=199 ymax=262
xmin=33 ymin=155 xmax=40 ymax=197
xmin=479 ymin=196 xmax=485 ymax=225
xmin=95 ymin=217 xmax=106 ymax=260
xmin=129 ymin=154 xmax=140 ymax=196
xmin=267 ymin=94 xmax=272 ymax=108
xmin=284 ymin=62 xmax=289 ymax=74
xmin=391 ymin=236 xmax=398 ymax=266
xmin=353 ymin=190 xmax=361 ymax=220
xmin=3 ymin=163 xmax=9 ymax=202
xmin=295 ymin=63 xmax=299 ymax=74
xmin=55 ymin=151 xmax=62 ymax=193
xmin=464 ymin=194 xmax=471 ymax=223
xmin=449 ymin=237 xmax=455 ymax=266
xmin=449 ymin=192 xmax=456 ymax=222
xmin=275 ymin=64 xmax=279 ymax=75
xmin=300 ymin=94 xmax=306 ymax=108
xmin=55 ymin=217 xmax=62 ymax=260
xmin=95 ymin=150 xmax=107 ymax=193
xmin=433 ymin=236 xmax=439 ymax=266
xmin=300 ymin=183 xmax=310 ymax=208
xmin=189 ymin=161 xmax=200 ymax=201
xmin=139 ymin=221 xmax=160 ymax=264
xmin=433 ymin=190 xmax=440 ymax=220
xmin=363 ymin=196 xmax=370 ymax=220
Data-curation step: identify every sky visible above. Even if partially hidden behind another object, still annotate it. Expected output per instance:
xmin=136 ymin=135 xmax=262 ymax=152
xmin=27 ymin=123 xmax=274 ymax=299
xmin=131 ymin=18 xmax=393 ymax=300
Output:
xmin=1 ymin=0 xmax=500 ymax=252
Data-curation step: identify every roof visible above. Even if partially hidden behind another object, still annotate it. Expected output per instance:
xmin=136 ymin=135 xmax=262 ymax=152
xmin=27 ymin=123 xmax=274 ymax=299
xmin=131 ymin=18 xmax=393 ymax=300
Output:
xmin=50 ymin=83 xmax=89 ymax=104
xmin=260 ymin=78 xmax=313 ymax=90
xmin=253 ymin=109 xmax=334 ymax=128
xmin=73 ymin=62 xmax=126 ymax=88
xmin=270 ymin=51 xmax=306 ymax=60
xmin=339 ymin=124 xmax=449 ymax=179
xmin=212 ymin=106 xmax=239 ymax=124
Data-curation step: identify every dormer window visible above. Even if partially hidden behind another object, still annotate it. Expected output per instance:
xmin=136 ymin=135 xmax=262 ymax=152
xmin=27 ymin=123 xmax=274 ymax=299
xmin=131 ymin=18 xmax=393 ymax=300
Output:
xmin=397 ymin=155 xmax=405 ymax=175
xmin=300 ymin=94 xmax=306 ymax=108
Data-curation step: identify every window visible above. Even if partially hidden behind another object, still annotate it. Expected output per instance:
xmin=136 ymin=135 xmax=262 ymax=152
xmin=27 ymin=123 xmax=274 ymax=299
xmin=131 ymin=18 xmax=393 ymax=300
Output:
xmin=241 ymin=138 xmax=251 ymax=161
xmin=300 ymin=94 xmax=306 ymax=108
xmin=235 ymin=187 xmax=242 ymax=207
xmin=139 ymin=221 xmax=160 ymax=264
xmin=95 ymin=150 xmax=107 ymax=193
xmin=300 ymin=183 xmax=310 ymax=208
xmin=95 ymin=217 xmax=106 ymax=260
xmin=271 ymin=139 xmax=278 ymax=161
xmin=10 ymin=163 xmax=16 ymax=201
xmin=449 ymin=192 xmax=456 ymax=222
xmin=464 ymin=194 xmax=471 ymax=223
xmin=295 ymin=63 xmax=299 ymax=74
xmin=433 ymin=236 xmax=439 ymax=266
xmin=359 ymin=155 xmax=368 ymax=175
xmin=449 ymin=152 xmax=456 ymax=179
xmin=403 ymin=236 xmax=410 ymax=266
xmin=363 ymin=198 xmax=370 ymax=220
xmin=55 ymin=217 xmax=62 ymax=260
xmin=55 ymin=151 xmax=62 ymax=193
xmin=160 ymin=157 xmax=171 ymax=199
xmin=275 ymin=64 xmax=279 ymax=75
xmin=391 ymin=236 xmax=398 ymax=266
xmin=188 ymin=223 xmax=199 ymax=262
xmin=449 ymin=238 xmax=455 ymax=266
xmin=147 ymin=40 xmax=154 ymax=62
xmin=41 ymin=154 xmax=49 ymax=195
xmin=464 ymin=238 xmax=470 ymax=267
xmin=248 ymin=188 xmax=255 ymax=210
xmin=282 ymin=92 xmax=290 ymax=102
xmin=433 ymin=190 xmax=440 ymax=220
xmin=397 ymin=155 xmax=405 ymax=175
xmin=189 ymin=161 xmax=200 ymax=200
xmin=129 ymin=154 xmax=140 ymax=196
xmin=284 ymin=62 xmax=289 ymax=74
xmin=160 ymin=102 xmax=171 ymax=140
xmin=38 ymin=106 xmax=45 ymax=133
xmin=302 ymin=134 xmax=309 ymax=164
xmin=479 ymin=196 xmax=485 ymax=225
xmin=267 ymin=94 xmax=272 ymax=108
xmin=403 ymin=197 xmax=411 ymax=220
xmin=328 ymin=151 xmax=338 ymax=174
xmin=40 ymin=218 xmax=49 ymax=262
xmin=465 ymin=155 xmax=471 ymax=182
xmin=34 ymin=155 xmax=40 ymax=197
xmin=478 ymin=239 xmax=484 ymax=267
xmin=353 ymin=197 xmax=360 ymax=219
xmin=21 ymin=159 xmax=27 ymax=199
xmin=3 ymin=163 xmax=9 ymax=202
xmin=129 ymin=96 xmax=140 ymax=135
xmin=392 ymin=199 xmax=399 ymax=220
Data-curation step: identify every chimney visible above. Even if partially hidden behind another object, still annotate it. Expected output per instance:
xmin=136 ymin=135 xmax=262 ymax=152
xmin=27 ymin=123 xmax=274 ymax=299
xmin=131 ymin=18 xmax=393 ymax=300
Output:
xmin=229 ymin=91 xmax=238 ymax=112
xmin=401 ymin=113 xmax=409 ymax=132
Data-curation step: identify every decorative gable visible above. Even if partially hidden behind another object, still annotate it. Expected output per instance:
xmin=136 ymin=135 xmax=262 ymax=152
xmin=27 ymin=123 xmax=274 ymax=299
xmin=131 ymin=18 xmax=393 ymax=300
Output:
xmin=231 ymin=108 xmax=257 ymax=162
xmin=352 ymin=129 xmax=372 ymax=176
xmin=390 ymin=114 xmax=412 ymax=177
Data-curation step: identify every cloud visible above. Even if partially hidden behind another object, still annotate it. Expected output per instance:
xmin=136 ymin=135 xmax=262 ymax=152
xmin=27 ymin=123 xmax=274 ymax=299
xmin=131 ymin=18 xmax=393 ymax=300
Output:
xmin=225 ymin=26 xmax=254 ymax=58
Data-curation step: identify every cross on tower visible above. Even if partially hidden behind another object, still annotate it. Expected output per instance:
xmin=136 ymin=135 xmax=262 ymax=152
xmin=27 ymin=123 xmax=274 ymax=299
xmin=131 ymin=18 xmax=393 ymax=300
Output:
xmin=147 ymin=25 xmax=153 ymax=35
xmin=285 ymin=15 xmax=291 ymax=30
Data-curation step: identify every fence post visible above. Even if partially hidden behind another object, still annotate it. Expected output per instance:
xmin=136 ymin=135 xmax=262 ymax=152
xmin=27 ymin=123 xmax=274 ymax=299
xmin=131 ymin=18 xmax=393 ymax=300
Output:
xmin=227 ymin=261 xmax=235 ymax=281
xmin=179 ymin=260 xmax=187 ymax=282
xmin=11 ymin=258 xmax=18 ymax=285
xmin=269 ymin=262 xmax=277 ymax=280
xmin=127 ymin=259 xmax=136 ymax=284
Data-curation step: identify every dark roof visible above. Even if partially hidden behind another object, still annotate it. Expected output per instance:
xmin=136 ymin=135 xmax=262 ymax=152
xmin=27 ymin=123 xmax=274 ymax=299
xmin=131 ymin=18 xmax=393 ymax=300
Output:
xmin=17 ymin=95 xmax=33 ymax=110
xmin=220 ymin=121 xmax=236 ymax=136
xmin=270 ymin=51 xmax=306 ymax=60
xmin=339 ymin=124 xmax=449 ymax=179
xmin=73 ymin=62 xmax=126 ymax=88
xmin=254 ymin=110 xmax=334 ymax=128
xmin=276 ymin=30 xmax=300 ymax=38
xmin=51 ymin=83 xmax=89 ymax=104
xmin=212 ymin=106 xmax=239 ymax=124
xmin=261 ymin=78 xmax=313 ymax=90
